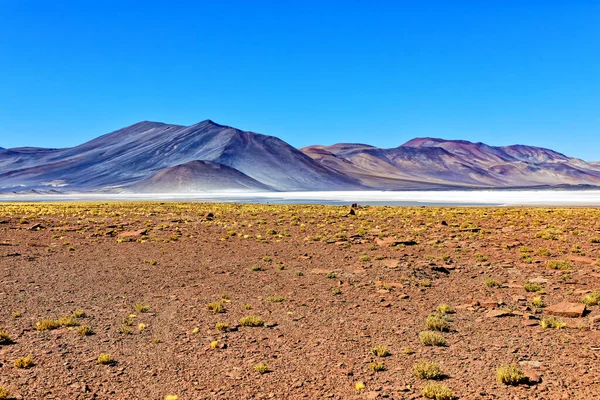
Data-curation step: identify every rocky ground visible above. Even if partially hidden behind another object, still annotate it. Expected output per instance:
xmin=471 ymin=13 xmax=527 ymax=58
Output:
xmin=0 ymin=203 xmax=599 ymax=399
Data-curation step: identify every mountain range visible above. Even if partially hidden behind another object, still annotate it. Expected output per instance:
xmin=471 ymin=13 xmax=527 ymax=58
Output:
xmin=0 ymin=120 xmax=598 ymax=193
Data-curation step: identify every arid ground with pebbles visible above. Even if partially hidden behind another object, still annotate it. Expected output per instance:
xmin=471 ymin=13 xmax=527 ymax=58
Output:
xmin=1 ymin=203 xmax=600 ymax=399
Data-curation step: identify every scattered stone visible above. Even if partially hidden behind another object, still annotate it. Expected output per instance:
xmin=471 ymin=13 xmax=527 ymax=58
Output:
xmin=522 ymin=320 xmax=539 ymax=327
xmin=589 ymin=315 xmax=600 ymax=329
xmin=118 ymin=229 xmax=147 ymax=238
xmin=528 ymin=277 xmax=549 ymax=284
xmin=486 ymin=309 xmax=511 ymax=318
xmin=479 ymin=299 xmax=499 ymax=308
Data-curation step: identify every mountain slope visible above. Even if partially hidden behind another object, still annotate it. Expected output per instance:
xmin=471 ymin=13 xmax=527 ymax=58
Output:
xmin=0 ymin=120 xmax=361 ymax=192
xmin=302 ymin=138 xmax=600 ymax=188
xmin=132 ymin=160 xmax=271 ymax=192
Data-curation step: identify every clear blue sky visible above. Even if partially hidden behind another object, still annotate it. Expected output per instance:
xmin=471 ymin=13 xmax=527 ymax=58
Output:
xmin=1 ymin=1 xmax=598 ymax=159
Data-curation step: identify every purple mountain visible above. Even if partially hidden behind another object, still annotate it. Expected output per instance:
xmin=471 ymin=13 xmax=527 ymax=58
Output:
xmin=1 ymin=120 xmax=599 ymax=192
xmin=0 ymin=120 xmax=361 ymax=192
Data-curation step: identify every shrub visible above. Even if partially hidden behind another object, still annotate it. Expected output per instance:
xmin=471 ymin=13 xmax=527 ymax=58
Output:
xmin=326 ymin=272 xmax=336 ymax=279
xmin=0 ymin=386 xmax=8 ymax=400
xmin=355 ymin=381 xmax=365 ymax=391
xmin=496 ymin=363 xmax=527 ymax=385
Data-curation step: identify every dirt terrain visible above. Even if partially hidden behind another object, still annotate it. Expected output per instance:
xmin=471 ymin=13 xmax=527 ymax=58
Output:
xmin=1 ymin=203 xmax=600 ymax=399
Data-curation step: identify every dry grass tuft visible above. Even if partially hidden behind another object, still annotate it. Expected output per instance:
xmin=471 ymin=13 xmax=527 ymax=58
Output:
xmin=78 ymin=325 xmax=93 ymax=336
xmin=413 ymin=360 xmax=443 ymax=380
xmin=215 ymin=322 xmax=229 ymax=331
xmin=265 ymin=296 xmax=287 ymax=302
xmin=254 ymin=363 xmax=270 ymax=374
xmin=426 ymin=313 xmax=450 ymax=332
xmin=496 ymin=363 xmax=527 ymax=385
xmin=546 ymin=260 xmax=572 ymax=271
xmin=436 ymin=304 xmax=454 ymax=314
xmin=582 ymin=290 xmax=600 ymax=306
xmin=239 ymin=315 xmax=265 ymax=327
xmin=369 ymin=361 xmax=385 ymax=372
xmin=523 ymin=281 xmax=543 ymax=293
xmin=422 ymin=382 xmax=455 ymax=400
xmin=36 ymin=318 xmax=60 ymax=331
xmin=58 ymin=315 xmax=78 ymax=327
xmin=96 ymin=353 xmax=114 ymax=365
xmin=72 ymin=308 xmax=86 ymax=318
xmin=14 ymin=356 xmax=34 ymax=369
xmin=207 ymin=301 xmax=224 ymax=313
xmin=134 ymin=303 xmax=150 ymax=313
xmin=370 ymin=344 xmax=390 ymax=357
xmin=540 ymin=316 xmax=566 ymax=329
xmin=0 ymin=330 xmax=12 ymax=344
xmin=419 ymin=331 xmax=446 ymax=347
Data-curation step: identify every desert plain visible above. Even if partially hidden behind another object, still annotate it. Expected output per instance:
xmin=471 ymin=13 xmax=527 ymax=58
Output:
xmin=1 ymin=202 xmax=600 ymax=399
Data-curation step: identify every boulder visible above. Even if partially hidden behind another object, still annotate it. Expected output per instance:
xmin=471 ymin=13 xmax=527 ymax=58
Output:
xmin=545 ymin=301 xmax=586 ymax=318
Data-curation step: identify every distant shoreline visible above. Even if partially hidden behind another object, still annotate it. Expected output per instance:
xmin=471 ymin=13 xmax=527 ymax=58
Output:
xmin=1 ymin=189 xmax=600 ymax=207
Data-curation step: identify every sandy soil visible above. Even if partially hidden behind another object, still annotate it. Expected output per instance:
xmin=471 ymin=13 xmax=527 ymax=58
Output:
xmin=0 ymin=203 xmax=600 ymax=399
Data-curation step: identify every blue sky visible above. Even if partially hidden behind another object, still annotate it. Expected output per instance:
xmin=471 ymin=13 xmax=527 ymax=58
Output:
xmin=0 ymin=1 xmax=598 ymax=159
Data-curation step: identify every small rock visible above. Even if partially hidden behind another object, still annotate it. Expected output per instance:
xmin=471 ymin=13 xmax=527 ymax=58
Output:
xmin=522 ymin=320 xmax=539 ymax=327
